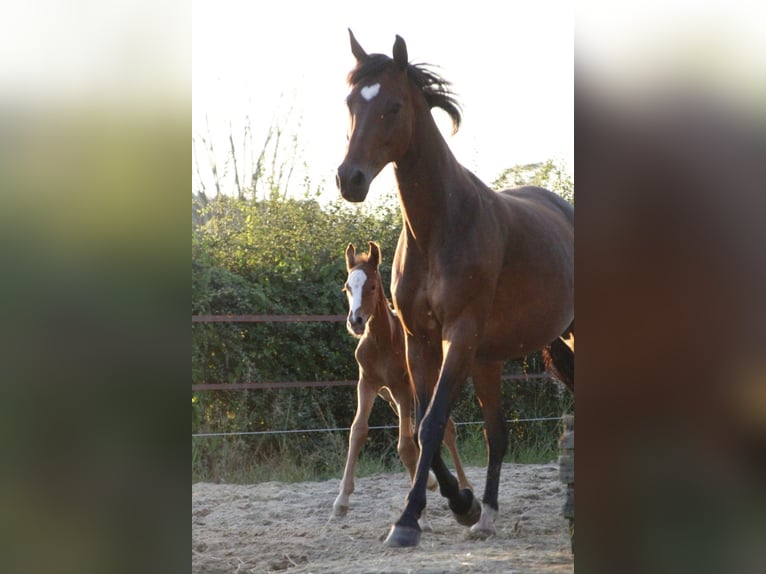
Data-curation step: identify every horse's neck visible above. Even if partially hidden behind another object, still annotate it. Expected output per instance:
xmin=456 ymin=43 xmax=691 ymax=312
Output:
xmin=394 ymin=111 xmax=470 ymax=245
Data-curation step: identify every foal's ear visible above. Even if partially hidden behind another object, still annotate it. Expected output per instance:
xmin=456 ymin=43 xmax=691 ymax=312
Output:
xmin=345 ymin=243 xmax=356 ymax=269
xmin=368 ymin=241 xmax=381 ymax=267
xmin=392 ymin=35 xmax=408 ymax=72
xmin=348 ymin=29 xmax=368 ymax=63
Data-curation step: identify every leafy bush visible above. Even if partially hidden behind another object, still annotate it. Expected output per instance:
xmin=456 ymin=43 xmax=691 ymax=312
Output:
xmin=192 ymin=171 xmax=573 ymax=483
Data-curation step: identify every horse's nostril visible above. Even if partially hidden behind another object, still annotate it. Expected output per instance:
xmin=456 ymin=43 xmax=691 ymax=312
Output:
xmin=350 ymin=170 xmax=365 ymax=187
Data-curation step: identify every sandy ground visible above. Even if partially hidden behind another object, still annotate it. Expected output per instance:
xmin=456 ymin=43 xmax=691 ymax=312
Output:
xmin=192 ymin=462 xmax=573 ymax=573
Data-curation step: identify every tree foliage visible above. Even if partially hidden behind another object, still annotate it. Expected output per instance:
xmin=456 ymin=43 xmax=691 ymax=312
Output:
xmin=492 ymin=159 xmax=574 ymax=204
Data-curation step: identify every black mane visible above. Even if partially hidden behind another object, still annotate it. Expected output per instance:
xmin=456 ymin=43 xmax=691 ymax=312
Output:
xmin=348 ymin=54 xmax=462 ymax=133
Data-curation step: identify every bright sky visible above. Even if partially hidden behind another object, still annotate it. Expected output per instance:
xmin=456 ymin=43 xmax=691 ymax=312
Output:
xmin=192 ymin=0 xmax=573 ymax=203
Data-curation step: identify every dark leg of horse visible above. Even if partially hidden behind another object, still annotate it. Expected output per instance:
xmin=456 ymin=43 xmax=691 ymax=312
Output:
xmin=383 ymin=336 xmax=441 ymax=546
xmin=408 ymin=337 xmax=440 ymax=446
xmin=388 ymin=384 xmax=438 ymax=492
xmin=543 ymin=322 xmax=574 ymax=391
xmin=385 ymin=339 xmax=479 ymax=547
xmin=421 ymin=374 xmax=481 ymax=523
xmin=469 ymin=361 xmax=507 ymax=537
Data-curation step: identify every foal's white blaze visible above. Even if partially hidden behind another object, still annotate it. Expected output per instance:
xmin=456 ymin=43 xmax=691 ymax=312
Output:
xmin=346 ymin=269 xmax=367 ymax=319
xmin=360 ymin=83 xmax=381 ymax=101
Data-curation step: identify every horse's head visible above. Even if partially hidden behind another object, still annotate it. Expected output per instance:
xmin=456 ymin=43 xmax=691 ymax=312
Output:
xmin=336 ymin=31 xmax=416 ymax=202
xmin=343 ymin=241 xmax=382 ymax=336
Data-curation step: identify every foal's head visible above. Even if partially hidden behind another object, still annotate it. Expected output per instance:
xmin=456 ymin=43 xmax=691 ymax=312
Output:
xmin=336 ymin=29 xmax=461 ymax=202
xmin=343 ymin=241 xmax=384 ymax=337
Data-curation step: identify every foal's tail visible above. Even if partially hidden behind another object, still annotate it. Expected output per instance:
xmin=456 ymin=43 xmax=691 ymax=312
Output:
xmin=543 ymin=322 xmax=574 ymax=392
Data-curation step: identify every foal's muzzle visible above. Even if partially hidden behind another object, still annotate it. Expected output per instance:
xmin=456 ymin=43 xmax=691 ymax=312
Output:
xmin=346 ymin=312 xmax=366 ymax=336
xmin=336 ymin=163 xmax=370 ymax=203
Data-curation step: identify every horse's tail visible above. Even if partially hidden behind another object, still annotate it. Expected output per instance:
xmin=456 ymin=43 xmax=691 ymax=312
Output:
xmin=543 ymin=322 xmax=574 ymax=392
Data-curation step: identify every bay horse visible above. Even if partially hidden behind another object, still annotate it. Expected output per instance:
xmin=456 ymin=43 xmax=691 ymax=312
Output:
xmin=333 ymin=241 xmax=472 ymax=525
xmin=336 ymin=31 xmax=574 ymax=547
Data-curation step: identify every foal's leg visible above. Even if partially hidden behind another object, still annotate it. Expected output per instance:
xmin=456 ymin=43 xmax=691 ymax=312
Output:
xmin=333 ymin=375 xmax=378 ymax=517
xmin=443 ymin=417 xmax=473 ymax=492
xmin=469 ymin=361 xmax=507 ymax=538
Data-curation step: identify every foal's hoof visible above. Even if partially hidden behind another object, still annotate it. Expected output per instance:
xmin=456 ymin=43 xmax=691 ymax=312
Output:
xmin=332 ymin=496 xmax=349 ymax=517
xmin=426 ymin=470 xmax=438 ymax=491
xmin=332 ymin=504 xmax=348 ymax=518
xmin=451 ymin=491 xmax=482 ymax=526
xmin=384 ymin=524 xmax=421 ymax=547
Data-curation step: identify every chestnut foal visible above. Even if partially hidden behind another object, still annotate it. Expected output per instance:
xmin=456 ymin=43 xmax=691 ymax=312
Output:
xmin=333 ymin=241 xmax=471 ymax=523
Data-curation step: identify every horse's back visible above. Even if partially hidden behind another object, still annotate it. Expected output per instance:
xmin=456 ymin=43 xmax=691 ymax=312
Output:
xmin=479 ymin=185 xmax=574 ymax=356
xmin=497 ymin=185 xmax=573 ymax=225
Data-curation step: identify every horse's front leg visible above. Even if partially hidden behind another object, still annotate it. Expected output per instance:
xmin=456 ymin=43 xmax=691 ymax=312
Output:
xmin=390 ymin=383 xmax=437 ymax=531
xmin=333 ymin=373 xmax=378 ymax=517
xmin=385 ymin=331 xmax=480 ymax=547
xmin=383 ymin=333 xmax=439 ymax=545
xmin=467 ymin=360 xmax=506 ymax=538
xmin=389 ymin=383 xmax=437 ymax=490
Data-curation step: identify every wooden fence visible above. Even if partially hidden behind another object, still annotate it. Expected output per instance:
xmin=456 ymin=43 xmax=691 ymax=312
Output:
xmin=191 ymin=314 xmax=555 ymax=391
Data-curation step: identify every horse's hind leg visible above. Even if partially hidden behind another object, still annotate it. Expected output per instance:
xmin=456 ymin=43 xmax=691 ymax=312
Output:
xmin=443 ymin=417 xmax=473 ymax=492
xmin=333 ymin=375 xmax=378 ymax=517
xmin=470 ymin=361 xmax=507 ymax=538
xmin=544 ymin=321 xmax=574 ymax=391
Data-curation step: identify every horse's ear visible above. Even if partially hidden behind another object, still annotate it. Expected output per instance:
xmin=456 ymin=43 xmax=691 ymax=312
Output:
xmin=348 ymin=29 xmax=368 ymax=63
xmin=368 ymin=241 xmax=381 ymax=267
xmin=392 ymin=35 xmax=408 ymax=72
xmin=345 ymin=243 xmax=356 ymax=269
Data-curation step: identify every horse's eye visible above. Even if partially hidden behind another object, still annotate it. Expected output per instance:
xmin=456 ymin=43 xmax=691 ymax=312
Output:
xmin=390 ymin=102 xmax=402 ymax=114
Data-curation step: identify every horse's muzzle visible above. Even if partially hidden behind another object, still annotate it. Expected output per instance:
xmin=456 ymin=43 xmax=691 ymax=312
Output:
xmin=336 ymin=163 xmax=370 ymax=202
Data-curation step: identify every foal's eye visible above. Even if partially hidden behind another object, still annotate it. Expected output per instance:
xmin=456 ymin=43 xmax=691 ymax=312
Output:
xmin=390 ymin=102 xmax=402 ymax=114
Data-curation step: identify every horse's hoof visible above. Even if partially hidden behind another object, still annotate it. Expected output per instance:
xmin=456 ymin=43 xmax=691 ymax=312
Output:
xmin=452 ymin=491 xmax=482 ymax=526
xmin=384 ymin=524 xmax=421 ymax=547
xmin=468 ymin=503 xmax=498 ymax=537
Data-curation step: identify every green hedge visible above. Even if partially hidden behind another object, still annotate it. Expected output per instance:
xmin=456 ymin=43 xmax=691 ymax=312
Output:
xmin=192 ymin=194 xmax=572 ymax=482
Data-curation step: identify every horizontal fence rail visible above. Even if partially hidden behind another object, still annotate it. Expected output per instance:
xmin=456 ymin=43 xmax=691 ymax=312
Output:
xmin=192 ymin=380 xmax=358 ymax=391
xmin=192 ymin=314 xmax=346 ymax=323
xmin=192 ymin=373 xmax=553 ymax=392
xmin=192 ymin=416 xmax=564 ymax=439
xmin=193 ymin=314 xmax=563 ymax=438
